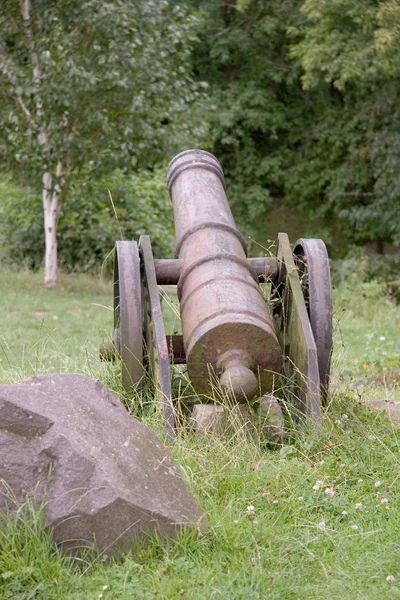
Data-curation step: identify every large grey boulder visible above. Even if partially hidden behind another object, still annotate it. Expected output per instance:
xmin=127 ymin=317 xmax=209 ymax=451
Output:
xmin=0 ymin=374 xmax=206 ymax=556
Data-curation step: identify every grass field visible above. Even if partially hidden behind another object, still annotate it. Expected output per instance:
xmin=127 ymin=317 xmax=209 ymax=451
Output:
xmin=0 ymin=270 xmax=400 ymax=599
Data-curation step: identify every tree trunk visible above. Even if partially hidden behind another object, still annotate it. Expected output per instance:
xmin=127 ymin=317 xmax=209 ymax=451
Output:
xmin=21 ymin=0 xmax=61 ymax=288
xmin=43 ymin=208 xmax=58 ymax=288
xmin=42 ymin=165 xmax=62 ymax=289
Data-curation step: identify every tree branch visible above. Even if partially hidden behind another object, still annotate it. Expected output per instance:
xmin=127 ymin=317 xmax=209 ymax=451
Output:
xmin=15 ymin=92 xmax=32 ymax=120
xmin=332 ymin=192 xmax=376 ymax=197
xmin=20 ymin=0 xmax=45 ymax=123
xmin=0 ymin=42 xmax=36 ymax=124
xmin=51 ymin=160 xmax=64 ymax=219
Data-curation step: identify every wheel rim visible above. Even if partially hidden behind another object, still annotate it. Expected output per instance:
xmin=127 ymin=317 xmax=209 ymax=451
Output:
xmin=293 ymin=238 xmax=333 ymax=403
xmin=114 ymin=241 xmax=143 ymax=390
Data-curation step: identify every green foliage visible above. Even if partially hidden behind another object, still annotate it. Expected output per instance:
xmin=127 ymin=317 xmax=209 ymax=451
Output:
xmin=291 ymin=0 xmax=379 ymax=91
xmin=185 ymin=0 xmax=400 ymax=249
xmin=1 ymin=0 xmax=400 ymax=272
xmin=0 ymin=0 xmax=202 ymax=180
xmin=0 ymin=168 xmax=174 ymax=273
xmin=0 ymin=179 xmax=43 ymax=269
xmin=292 ymin=0 xmax=400 ymax=89
xmin=187 ymin=0 xmax=310 ymax=233
xmin=60 ymin=168 xmax=175 ymax=273
xmin=0 ymin=0 xmax=203 ymax=280
xmin=331 ymin=249 xmax=400 ymax=285
xmin=289 ymin=0 xmax=400 ymax=246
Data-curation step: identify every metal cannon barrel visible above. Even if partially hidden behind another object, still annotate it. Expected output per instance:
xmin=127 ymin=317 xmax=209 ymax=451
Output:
xmin=167 ymin=149 xmax=282 ymax=401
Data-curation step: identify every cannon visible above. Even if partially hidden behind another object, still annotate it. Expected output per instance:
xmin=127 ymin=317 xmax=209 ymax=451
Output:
xmin=102 ymin=150 xmax=333 ymax=438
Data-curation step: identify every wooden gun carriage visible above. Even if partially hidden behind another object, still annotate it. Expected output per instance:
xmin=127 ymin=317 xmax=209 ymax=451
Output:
xmin=102 ymin=150 xmax=333 ymax=438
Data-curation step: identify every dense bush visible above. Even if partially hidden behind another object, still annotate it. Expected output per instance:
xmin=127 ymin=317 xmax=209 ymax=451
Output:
xmin=0 ymin=168 xmax=175 ymax=274
xmin=185 ymin=0 xmax=400 ymax=249
xmin=331 ymin=248 xmax=400 ymax=287
xmin=0 ymin=180 xmax=43 ymax=270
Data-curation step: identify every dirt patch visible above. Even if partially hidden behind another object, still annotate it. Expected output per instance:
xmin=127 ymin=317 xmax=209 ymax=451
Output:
xmin=367 ymin=399 xmax=400 ymax=424
xmin=373 ymin=369 xmax=400 ymax=386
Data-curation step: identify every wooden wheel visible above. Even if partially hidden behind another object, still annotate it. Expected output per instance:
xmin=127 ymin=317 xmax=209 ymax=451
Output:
xmin=140 ymin=235 xmax=175 ymax=437
xmin=271 ymin=233 xmax=322 ymax=424
xmin=293 ymin=238 xmax=333 ymax=404
xmin=114 ymin=241 xmax=144 ymax=390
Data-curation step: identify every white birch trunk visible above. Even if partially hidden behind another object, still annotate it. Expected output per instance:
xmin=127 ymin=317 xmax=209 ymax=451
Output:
xmin=42 ymin=163 xmax=62 ymax=289
xmin=21 ymin=0 xmax=61 ymax=288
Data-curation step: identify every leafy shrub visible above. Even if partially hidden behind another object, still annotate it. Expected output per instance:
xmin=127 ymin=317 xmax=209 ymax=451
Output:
xmin=0 ymin=179 xmax=43 ymax=270
xmin=331 ymin=247 xmax=400 ymax=287
xmin=59 ymin=168 xmax=175 ymax=273
xmin=0 ymin=168 xmax=175 ymax=274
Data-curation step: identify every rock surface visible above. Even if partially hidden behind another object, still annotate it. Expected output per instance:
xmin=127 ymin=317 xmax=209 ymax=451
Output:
xmin=0 ymin=374 xmax=206 ymax=555
xmin=190 ymin=402 xmax=254 ymax=435
xmin=191 ymin=397 xmax=284 ymax=441
xmin=258 ymin=394 xmax=285 ymax=441
xmin=191 ymin=404 xmax=226 ymax=434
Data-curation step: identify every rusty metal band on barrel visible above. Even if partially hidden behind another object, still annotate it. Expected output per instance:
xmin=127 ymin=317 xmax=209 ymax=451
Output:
xmin=174 ymin=222 xmax=248 ymax=259
xmin=177 ymin=253 xmax=258 ymax=301
xmin=167 ymin=148 xmax=220 ymax=166
xmin=167 ymin=161 xmax=225 ymax=192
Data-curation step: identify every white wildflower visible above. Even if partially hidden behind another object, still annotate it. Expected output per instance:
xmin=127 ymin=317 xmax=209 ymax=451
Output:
xmin=351 ymin=524 xmax=358 ymax=530
xmin=381 ymin=498 xmax=389 ymax=504
xmin=317 ymin=521 xmax=326 ymax=530
xmin=325 ymin=487 xmax=336 ymax=497
xmin=313 ymin=480 xmax=324 ymax=491
xmin=375 ymin=481 xmax=381 ymax=487
xmin=386 ymin=575 xmax=395 ymax=583
xmin=355 ymin=503 xmax=363 ymax=510
xmin=247 ymin=505 xmax=255 ymax=516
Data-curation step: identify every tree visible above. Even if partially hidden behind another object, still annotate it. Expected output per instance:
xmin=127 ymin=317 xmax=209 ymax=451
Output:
xmin=0 ymin=167 xmax=175 ymax=273
xmin=0 ymin=0 xmax=200 ymax=287
xmin=186 ymin=0 xmax=312 ymax=230
xmin=287 ymin=0 xmax=400 ymax=247
xmin=186 ymin=0 xmax=400 ymax=251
